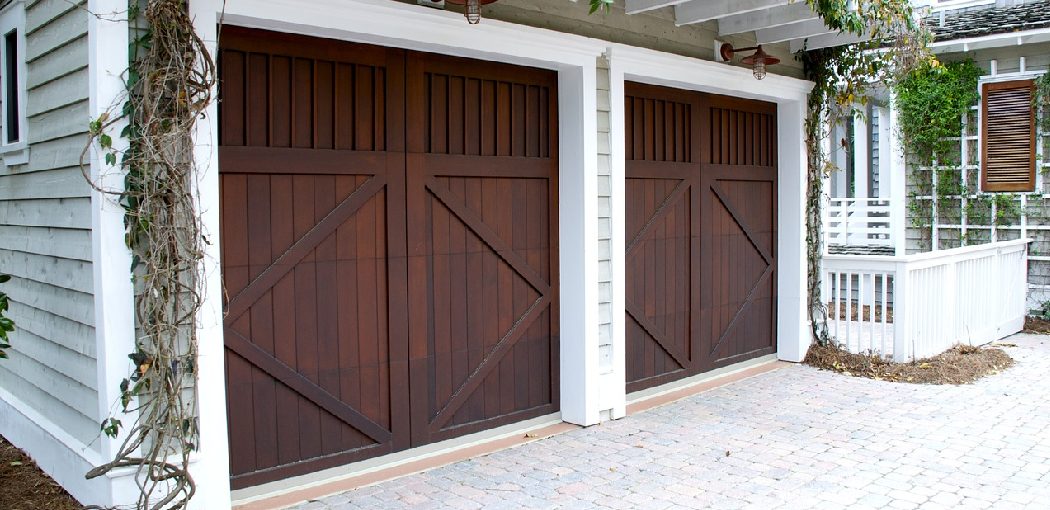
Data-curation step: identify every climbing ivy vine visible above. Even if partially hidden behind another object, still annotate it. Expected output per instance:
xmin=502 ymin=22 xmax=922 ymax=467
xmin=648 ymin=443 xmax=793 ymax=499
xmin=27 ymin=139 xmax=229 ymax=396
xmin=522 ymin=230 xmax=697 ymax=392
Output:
xmin=894 ymin=59 xmax=981 ymax=249
xmin=799 ymin=0 xmax=932 ymax=345
xmin=80 ymin=0 xmax=215 ymax=508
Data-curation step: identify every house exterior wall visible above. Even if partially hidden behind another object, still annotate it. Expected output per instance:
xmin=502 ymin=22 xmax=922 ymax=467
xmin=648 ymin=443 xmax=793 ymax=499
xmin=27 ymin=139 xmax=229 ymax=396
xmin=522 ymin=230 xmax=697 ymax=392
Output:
xmin=2 ymin=0 xmax=814 ymax=506
xmin=0 ymin=0 xmax=99 ymax=448
xmin=904 ymin=41 xmax=1050 ymax=311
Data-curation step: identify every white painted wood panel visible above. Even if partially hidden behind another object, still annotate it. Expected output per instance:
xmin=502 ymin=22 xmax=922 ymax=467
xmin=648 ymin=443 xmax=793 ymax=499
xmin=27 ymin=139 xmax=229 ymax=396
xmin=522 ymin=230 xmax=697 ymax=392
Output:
xmin=27 ymin=137 xmax=90 ymax=172
xmin=25 ymin=0 xmax=83 ymax=34
xmin=25 ymin=5 xmax=87 ymax=61
xmin=0 ymin=165 xmax=91 ymax=199
xmin=0 ymin=196 xmax=92 ymax=228
xmin=7 ymin=301 xmax=95 ymax=357
xmin=1 ymin=270 xmax=94 ymax=327
xmin=0 ymin=360 xmax=99 ymax=442
xmin=0 ymin=249 xmax=94 ymax=293
xmin=0 ymin=364 xmax=99 ymax=446
xmin=27 ymin=35 xmax=87 ymax=90
xmin=29 ymin=102 xmax=89 ymax=144
xmin=8 ymin=327 xmax=97 ymax=387
xmin=0 ymin=225 xmax=92 ymax=260
xmin=26 ymin=66 xmax=88 ymax=116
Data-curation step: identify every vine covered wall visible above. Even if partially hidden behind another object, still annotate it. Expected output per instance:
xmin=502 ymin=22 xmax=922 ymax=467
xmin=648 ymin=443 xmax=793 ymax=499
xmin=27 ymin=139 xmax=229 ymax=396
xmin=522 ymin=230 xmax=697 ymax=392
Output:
xmin=900 ymin=44 xmax=1050 ymax=310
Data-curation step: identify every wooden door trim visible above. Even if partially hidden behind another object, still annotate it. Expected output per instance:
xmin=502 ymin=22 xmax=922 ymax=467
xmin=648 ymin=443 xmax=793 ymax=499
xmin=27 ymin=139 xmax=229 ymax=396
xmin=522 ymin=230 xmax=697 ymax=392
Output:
xmin=218 ymin=147 xmax=386 ymax=175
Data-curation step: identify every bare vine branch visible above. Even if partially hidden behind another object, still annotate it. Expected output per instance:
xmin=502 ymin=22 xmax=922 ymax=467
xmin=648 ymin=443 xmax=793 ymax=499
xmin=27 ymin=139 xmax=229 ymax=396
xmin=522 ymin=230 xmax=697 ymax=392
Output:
xmin=80 ymin=0 xmax=216 ymax=508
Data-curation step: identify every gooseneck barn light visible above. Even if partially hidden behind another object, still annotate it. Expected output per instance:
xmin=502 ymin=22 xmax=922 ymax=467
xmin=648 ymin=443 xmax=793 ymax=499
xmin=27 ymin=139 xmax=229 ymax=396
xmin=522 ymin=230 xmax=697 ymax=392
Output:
xmin=719 ymin=44 xmax=781 ymax=80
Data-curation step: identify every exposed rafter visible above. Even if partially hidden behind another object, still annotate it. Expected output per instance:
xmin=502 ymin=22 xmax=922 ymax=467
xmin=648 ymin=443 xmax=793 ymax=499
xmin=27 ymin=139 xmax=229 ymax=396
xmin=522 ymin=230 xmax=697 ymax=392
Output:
xmin=789 ymin=31 xmax=869 ymax=52
xmin=718 ymin=2 xmax=818 ymax=36
xmin=624 ymin=0 xmax=689 ymax=15
xmin=675 ymin=0 xmax=792 ymax=26
xmin=756 ymin=18 xmax=834 ymax=44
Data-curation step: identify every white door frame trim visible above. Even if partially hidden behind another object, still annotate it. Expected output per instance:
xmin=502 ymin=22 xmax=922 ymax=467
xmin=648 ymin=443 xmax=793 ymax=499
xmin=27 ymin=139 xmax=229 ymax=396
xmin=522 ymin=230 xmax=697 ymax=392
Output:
xmin=187 ymin=1 xmax=609 ymax=506
xmin=606 ymin=45 xmax=814 ymax=374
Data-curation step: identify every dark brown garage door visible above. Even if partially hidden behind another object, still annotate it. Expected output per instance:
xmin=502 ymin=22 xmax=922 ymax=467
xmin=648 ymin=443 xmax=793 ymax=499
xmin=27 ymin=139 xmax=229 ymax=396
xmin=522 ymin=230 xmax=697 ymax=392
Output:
xmin=219 ymin=27 xmax=559 ymax=488
xmin=625 ymin=82 xmax=776 ymax=392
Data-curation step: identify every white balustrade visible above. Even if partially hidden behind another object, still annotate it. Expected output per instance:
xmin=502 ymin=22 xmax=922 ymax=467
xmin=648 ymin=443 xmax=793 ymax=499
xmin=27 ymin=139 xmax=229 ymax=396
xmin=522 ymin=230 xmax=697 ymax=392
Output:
xmin=826 ymin=197 xmax=894 ymax=247
xmin=822 ymin=239 xmax=1030 ymax=362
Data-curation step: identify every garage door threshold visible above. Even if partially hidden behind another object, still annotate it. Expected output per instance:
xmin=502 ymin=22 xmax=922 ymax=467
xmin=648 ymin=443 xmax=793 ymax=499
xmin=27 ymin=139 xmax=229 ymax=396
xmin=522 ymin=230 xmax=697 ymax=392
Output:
xmin=233 ymin=356 xmax=787 ymax=510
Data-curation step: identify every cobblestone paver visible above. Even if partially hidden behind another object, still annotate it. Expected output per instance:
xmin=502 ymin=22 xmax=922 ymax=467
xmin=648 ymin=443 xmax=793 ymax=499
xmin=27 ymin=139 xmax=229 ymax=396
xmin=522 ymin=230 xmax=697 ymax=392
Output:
xmin=286 ymin=333 xmax=1050 ymax=510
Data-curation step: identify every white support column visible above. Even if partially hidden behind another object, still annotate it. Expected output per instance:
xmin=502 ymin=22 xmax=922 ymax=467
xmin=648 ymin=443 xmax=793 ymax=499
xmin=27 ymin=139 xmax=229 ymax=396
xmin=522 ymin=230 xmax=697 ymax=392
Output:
xmin=853 ymin=113 xmax=870 ymax=200
xmin=889 ymin=92 xmax=907 ymax=256
xmin=558 ymin=62 xmax=602 ymax=426
xmin=187 ymin=3 xmax=233 ymax=509
xmin=87 ymin=1 xmax=138 ymax=506
xmin=777 ymin=98 xmax=811 ymax=362
xmin=603 ymin=48 xmax=628 ymax=421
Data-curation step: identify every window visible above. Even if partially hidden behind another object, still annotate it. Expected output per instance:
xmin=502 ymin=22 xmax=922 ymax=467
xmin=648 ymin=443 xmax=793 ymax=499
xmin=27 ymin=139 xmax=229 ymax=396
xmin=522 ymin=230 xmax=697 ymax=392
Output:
xmin=0 ymin=0 xmax=26 ymax=166
xmin=981 ymin=79 xmax=1035 ymax=192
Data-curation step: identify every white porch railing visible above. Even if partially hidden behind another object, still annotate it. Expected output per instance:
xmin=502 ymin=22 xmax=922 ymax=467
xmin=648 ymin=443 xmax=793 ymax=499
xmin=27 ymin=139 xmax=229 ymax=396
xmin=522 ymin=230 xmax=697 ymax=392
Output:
xmin=822 ymin=239 xmax=1030 ymax=362
xmin=825 ymin=198 xmax=894 ymax=247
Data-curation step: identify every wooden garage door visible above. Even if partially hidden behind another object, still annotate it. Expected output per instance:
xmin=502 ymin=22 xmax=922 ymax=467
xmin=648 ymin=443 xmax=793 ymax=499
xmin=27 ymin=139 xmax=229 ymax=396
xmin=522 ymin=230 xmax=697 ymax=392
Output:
xmin=219 ymin=27 xmax=559 ymax=488
xmin=625 ymin=83 xmax=776 ymax=392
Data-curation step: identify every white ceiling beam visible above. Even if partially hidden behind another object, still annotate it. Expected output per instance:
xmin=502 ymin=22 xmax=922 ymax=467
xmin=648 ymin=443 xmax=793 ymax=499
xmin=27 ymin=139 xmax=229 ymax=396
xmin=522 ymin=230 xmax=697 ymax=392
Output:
xmin=789 ymin=31 xmax=869 ymax=53
xmin=674 ymin=0 xmax=792 ymax=26
xmin=756 ymin=18 xmax=834 ymax=44
xmin=717 ymin=2 xmax=817 ymax=36
xmin=624 ymin=0 xmax=690 ymax=15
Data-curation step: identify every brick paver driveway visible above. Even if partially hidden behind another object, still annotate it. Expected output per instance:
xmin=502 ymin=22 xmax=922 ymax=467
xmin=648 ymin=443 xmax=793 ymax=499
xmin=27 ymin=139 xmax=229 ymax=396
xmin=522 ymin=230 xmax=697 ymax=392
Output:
xmin=288 ymin=333 xmax=1050 ymax=510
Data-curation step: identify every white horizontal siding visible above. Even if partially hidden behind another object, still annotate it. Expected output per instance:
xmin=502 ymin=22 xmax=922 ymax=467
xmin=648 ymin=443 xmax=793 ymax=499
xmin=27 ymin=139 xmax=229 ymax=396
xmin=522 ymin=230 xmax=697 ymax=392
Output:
xmin=0 ymin=0 xmax=98 ymax=452
xmin=0 ymin=225 xmax=91 ymax=260
xmin=0 ymin=165 xmax=94 ymax=199
xmin=596 ymin=57 xmax=614 ymax=373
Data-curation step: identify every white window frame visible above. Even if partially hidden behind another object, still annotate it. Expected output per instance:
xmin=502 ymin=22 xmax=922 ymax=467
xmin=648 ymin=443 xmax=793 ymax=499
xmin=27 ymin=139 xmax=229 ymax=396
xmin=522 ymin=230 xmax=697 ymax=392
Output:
xmin=0 ymin=0 xmax=27 ymax=166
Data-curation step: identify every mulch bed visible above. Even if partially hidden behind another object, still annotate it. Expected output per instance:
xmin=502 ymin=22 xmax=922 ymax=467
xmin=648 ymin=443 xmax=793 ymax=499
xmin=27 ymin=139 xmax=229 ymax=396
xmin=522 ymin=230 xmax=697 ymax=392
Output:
xmin=1024 ymin=316 xmax=1050 ymax=334
xmin=804 ymin=342 xmax=1013 ymax=384
xmin=0 ymin=435 xmax=82 ymax=510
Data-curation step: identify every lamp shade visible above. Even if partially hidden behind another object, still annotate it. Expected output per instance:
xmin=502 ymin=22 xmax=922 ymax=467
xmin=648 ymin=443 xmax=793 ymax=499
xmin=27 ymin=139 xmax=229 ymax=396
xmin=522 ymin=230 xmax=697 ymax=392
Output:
xmin=445 ymin=0 xmax=499 ymax=24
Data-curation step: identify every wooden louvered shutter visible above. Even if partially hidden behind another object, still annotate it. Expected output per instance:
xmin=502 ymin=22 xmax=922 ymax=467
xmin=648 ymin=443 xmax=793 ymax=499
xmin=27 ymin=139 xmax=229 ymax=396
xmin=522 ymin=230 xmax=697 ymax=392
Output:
xmin=982 ymin=80 xmax=1036 ymax=192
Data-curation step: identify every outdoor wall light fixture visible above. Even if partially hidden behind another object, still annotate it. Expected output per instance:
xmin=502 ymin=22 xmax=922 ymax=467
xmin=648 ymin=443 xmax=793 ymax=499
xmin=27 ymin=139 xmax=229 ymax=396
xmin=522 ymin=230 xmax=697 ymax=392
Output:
xmin=446 ymin=0 xmax=499 ymax=24
xmin=719 ymin=44 xmax=781 ymax=80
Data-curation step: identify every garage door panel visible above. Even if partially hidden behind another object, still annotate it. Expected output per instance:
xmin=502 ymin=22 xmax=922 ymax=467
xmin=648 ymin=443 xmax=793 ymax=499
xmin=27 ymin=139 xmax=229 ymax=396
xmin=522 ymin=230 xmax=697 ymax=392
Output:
xmin=220 ymin=27 xmax=397 ymax=151
xmin=624 ymin=83 xmax=701 ymax=391
xmin=411 ymin=170 xmax=556 ymax=441
xmin=222 ymin=29 xmax=557 ymax=485
xmin=626 ymin=83 xmax=776 ymax=390
xmin=420 ymin=63 xmax=555 ymax=158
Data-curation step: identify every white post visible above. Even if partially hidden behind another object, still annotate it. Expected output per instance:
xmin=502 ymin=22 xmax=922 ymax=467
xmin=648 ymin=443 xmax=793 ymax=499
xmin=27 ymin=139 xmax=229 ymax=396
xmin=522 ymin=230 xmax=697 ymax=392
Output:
xmin=892 ymin=260 xmax=909 ymax=362
xmin=853 ymin=114 xmax=870 ymax=200
xmin=558 ymin=62 xmax=602 ymax=426
xmin=888 ymin=92 xmax=908 ymax=256
xmin=777 ymin=98 xmax=811 ymax=362
xmin=87 ymin=1 xmax=138 ymax=506
xmin=186 ymin=4 xmax=233 ymax=509
xmin=604 ymin=48 xmax=627 ymax=420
